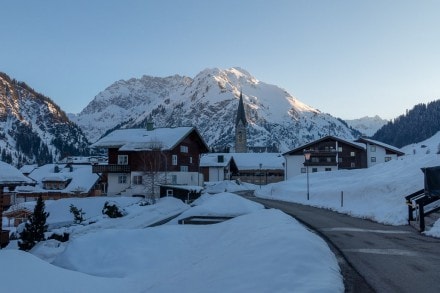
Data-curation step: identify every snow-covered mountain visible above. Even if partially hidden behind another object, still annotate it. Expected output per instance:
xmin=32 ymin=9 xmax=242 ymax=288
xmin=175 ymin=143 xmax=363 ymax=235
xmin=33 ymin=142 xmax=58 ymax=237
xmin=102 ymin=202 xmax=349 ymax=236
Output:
xmin=0 ymin=72 xmax=89 ymax=166
xmin=72 ymin=68 xmax=360 ymax=151
xmin=345 ymin=115 xmax=388 ymax=137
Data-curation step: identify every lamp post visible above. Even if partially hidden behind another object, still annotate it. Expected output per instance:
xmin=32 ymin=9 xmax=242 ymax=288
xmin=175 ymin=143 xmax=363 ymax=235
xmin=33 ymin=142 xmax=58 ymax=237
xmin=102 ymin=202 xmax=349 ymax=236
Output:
xmin=304 ymin=152 xmax=311 ymax=200
xmin=259 ymin=163 xmax=262 ymax=189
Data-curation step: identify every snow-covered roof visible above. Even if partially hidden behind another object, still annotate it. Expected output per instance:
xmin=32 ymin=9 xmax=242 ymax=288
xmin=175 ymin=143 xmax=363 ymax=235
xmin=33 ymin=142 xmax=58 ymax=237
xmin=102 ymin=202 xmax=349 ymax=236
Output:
xmin=231 ymin=153 xmax=284 ymax=170
xmin=200 ymin=153 xmax=234 ymax=167
xmin=91 ymin=127 xmax=203 ymax=151
xmin=58 ymin=156 xmax=107 ymax=164
xmin=283 ymin=136 xmax=366 ymax=156
xmin=19 ymin=164 xmax=38 ymax=174
xmin=17 ymin=164 xmax=99 ymax=194
xmin=356 ymin=137 xmax=405 ymax=155
xmin=0 ymin=161 xmax=33 ymax=185
xmin=42 ymin=175 xmax=71 ymax=182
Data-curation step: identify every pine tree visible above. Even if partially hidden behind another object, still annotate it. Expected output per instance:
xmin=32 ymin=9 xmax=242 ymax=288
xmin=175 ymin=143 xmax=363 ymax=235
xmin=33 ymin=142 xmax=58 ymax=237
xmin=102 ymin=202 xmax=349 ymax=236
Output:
xmin=18 ymin=196 xmax=50 ymax=251
xmin=69 ymin=204 xmax=85 ymax=224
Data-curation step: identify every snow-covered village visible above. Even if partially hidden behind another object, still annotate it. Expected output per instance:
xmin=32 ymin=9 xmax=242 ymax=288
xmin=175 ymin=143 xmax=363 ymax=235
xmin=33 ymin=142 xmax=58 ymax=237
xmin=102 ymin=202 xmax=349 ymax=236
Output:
xmin=2 ymin=71 xmax=440 ymax=292
xmin=3 ymin=2 xmax=440 ymax=293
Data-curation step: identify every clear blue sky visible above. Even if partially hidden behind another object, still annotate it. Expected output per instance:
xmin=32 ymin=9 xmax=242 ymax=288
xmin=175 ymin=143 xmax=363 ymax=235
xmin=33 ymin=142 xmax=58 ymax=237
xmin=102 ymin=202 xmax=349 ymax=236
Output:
xmin=2 ymin=0 xmax=440 ymax=119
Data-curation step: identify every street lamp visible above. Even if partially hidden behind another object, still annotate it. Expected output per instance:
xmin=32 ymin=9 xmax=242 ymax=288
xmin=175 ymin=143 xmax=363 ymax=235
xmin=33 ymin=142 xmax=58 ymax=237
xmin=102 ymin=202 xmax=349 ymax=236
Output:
xmin=304 ymin=151 xmax=311 ymax=200
xmin=259 ymin=163 xmax=262 ymax=189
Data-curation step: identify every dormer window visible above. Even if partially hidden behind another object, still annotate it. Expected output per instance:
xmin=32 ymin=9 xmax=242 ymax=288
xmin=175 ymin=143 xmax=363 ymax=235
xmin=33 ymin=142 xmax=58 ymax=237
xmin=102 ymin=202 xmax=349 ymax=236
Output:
xmin=118 ymin=155 xmax=128 ymax=165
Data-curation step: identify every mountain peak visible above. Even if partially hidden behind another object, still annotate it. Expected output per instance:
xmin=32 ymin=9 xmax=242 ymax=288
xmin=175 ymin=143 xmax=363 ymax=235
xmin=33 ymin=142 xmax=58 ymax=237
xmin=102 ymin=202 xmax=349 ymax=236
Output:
xmin=72 ymin=68 xmax=359 ymax=149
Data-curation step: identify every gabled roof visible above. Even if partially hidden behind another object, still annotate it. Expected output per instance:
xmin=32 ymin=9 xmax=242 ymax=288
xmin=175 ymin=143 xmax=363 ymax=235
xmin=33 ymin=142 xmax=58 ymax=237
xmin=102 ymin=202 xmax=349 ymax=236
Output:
xmin=200 ymin=153 xmax=234 ymax=168
xmin=19 ymin=164 xmax=38 ymax=175
xmin=355 ymin=137 xmax=405 ymax=156
xmin=231 ymin=153 xmax=284 ymax=170
xmin=91 ymin=126 xmax=209 ymax=152
xmin=0 ymin=161 xmax=33 ymax=185
xmin=17 ymin=164 xmax=99 ymax=194
xmin=283 ymin=136 xmax=366 ymax=156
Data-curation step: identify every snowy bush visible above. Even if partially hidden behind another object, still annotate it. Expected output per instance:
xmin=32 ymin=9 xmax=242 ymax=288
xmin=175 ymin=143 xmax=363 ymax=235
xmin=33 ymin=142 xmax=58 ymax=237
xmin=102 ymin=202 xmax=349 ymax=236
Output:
xmin=102 ymin=201 xmax=126 ymax=218
xmin=48 ymin=232 xmax=70 ymax=242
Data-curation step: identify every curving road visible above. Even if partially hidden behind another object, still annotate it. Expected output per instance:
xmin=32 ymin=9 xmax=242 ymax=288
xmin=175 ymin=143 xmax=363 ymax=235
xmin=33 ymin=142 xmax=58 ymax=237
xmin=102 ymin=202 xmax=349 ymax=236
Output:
xmin=246 ymin=196 xmax=440 ymax=293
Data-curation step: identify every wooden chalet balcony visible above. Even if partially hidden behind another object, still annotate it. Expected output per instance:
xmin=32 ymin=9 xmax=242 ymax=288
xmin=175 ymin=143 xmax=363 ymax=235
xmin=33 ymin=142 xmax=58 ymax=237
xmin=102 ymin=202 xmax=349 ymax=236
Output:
xmin=92 ymin=164 xmax=131 ymax=173
xmin=304 ymin=161 xmax=338 ymax=167
xmin=306 ymin=149 xmax=338 ymax=156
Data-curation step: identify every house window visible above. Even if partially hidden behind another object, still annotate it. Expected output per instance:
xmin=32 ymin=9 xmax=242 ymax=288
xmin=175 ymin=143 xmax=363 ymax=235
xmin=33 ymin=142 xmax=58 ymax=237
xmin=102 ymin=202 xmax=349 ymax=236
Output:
xmin=118 ymin=155 xmax=128 ymax=165
xmin=189 ymin=157 xmax=193 ymax=164
xmin=311 ymin=157 xmax=319 ymax=163
xmin=180 ymin=166 xmax=188 ymax=172
xmin=338 ymin=157 xmax=342 ymax=163
xmin=118 ymin=175 xmax=127 ymax=184
xmin=385 ymin=156 xmax=392 ymax=162
xmin=312 ymin=168 xmax=318 ymax=173
xmin=338 ymin=147 xmax=342 ymax=152
xmin=172 ymin=155 xmax=178 ymax=165
xmin=301 ymin=167 xmax=306 ymax=173
xmin=371 ymin=157 xmax=376 ymax=162
xmin=350 ymin=162 xmax=355 ymax=168
xmin=326 ymin=157 xmax=332 ymax=163
xmin=370 ymin=145 xmax=376 ymax=152
xmin=166 ymin=189 xmax=173 ymax=196
xmin=133 ymin=175 xmax=142 ymax=185
xmin=325 ymin=168 xmax=331 ymax=171
xmin=180 ymin=145 xmax=188 ymax=153
xmin=350 ymin=152 xmax=355 ymax=157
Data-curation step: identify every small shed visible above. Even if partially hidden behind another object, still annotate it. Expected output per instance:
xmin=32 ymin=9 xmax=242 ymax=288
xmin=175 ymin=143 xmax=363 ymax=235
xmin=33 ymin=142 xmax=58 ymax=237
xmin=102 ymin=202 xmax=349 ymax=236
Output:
xmin=3 ymin=207 xmax=33 ymax=227
xmin=159 ymin=185 xmax=204 ymax=203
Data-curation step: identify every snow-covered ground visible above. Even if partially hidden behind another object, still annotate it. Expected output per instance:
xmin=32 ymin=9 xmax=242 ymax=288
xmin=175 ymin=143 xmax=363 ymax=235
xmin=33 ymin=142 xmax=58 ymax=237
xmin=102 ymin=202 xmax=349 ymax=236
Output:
xmin=3 ymin=132 xmax=440 ymax=292
xmin=256 ymin=141 xmax=440 ymax=237
xmin=0 ymin=193 xmax=343 ymax=293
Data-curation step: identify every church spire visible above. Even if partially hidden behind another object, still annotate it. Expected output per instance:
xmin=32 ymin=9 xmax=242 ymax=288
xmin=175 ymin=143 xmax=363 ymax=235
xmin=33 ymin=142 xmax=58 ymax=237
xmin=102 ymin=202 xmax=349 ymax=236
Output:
xmin=235 ymin=91 xmax=247 ymax=127
xmin=235 ymin=91 xmax=248 ymax=153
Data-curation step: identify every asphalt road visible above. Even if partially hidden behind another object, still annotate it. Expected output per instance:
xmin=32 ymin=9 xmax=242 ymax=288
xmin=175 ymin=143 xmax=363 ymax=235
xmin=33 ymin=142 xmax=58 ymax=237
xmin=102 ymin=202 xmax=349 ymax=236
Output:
xmin=246 ymin=196 xmax=440 ymax=293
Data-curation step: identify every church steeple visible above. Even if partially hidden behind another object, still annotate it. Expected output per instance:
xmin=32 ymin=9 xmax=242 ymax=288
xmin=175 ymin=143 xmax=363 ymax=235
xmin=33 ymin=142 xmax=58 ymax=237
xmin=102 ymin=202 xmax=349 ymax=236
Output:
xmin=236 ymin=91 xmax=247 ymax=127
xmin=235 ymin=91 xmax=248 ymax=153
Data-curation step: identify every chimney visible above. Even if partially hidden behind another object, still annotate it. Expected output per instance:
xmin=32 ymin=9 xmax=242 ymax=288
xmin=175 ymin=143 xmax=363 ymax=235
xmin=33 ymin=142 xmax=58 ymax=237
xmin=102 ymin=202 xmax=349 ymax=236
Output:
xmin=218 ymin=155 xmax=224 ymax=163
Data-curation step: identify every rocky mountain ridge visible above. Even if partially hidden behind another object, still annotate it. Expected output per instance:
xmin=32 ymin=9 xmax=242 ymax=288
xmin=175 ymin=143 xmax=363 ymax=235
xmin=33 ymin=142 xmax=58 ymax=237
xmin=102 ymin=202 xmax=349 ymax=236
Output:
xmin=72 ymin=67 xmax=360 ymax=151
xmin=0 ymin=72 xmax=89 ymax=166
xmin=345 ymin=115 xmax=388 ymax=137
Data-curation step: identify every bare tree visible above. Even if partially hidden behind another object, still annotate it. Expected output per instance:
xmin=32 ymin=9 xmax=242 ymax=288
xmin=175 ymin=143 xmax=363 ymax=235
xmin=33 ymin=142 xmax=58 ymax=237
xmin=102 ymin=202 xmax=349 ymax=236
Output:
xmin=137 ymin=140 xmax=167 ymax=203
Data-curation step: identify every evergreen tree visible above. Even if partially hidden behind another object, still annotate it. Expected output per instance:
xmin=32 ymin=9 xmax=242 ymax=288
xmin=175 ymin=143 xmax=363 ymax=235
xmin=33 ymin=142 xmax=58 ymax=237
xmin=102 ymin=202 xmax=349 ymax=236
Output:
xmin=18 ymin=196 xmax=49 ymax=251
xmin=372 ymin=99 xmax=440 ymax=147
xmin=69 ymin=204 xmax=85 ymax=224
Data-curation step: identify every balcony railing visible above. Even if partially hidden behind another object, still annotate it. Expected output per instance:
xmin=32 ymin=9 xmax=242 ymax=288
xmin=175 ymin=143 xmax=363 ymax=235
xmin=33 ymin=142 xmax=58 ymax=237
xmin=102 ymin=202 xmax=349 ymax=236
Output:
xmin=305 ymin=149 xmax=338 ymax=155
xmin=304 ymin=161 xmax=338 ymax=166
xmin=92 ymin=164 xmax=131 ymax=173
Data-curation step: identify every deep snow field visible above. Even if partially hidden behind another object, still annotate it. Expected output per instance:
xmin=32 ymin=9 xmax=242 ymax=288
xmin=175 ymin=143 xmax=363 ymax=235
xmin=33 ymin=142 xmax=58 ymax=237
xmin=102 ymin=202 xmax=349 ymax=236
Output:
xmin=0 ymin=193 xmax=343 ymax=293
xmin=2 ymin=133 xmax=440 ymax=292
xmin=255 ymin=137 xmax=440 ymax=237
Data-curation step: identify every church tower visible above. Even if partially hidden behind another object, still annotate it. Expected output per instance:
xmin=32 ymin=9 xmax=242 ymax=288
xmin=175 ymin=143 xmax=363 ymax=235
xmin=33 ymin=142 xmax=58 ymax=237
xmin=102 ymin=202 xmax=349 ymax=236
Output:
xmin=235 ymin=91 xmax=248 ymax=153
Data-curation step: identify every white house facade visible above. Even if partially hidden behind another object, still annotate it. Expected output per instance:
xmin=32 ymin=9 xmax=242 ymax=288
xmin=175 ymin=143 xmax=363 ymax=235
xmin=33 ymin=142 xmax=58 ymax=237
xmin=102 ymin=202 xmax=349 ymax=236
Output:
xmin=355 ymin=137 xmax=405 ymax=168
xmin=283 ymin=136 xmax=404 ymax=180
